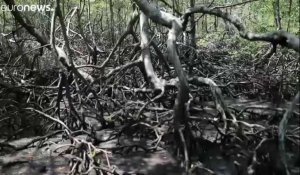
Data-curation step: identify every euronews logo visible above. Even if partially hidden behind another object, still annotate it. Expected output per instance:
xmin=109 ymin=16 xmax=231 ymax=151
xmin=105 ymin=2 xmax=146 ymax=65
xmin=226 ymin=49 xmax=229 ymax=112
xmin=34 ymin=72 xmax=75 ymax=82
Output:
xmin=0 ymin=4 xmax=52 ymax=12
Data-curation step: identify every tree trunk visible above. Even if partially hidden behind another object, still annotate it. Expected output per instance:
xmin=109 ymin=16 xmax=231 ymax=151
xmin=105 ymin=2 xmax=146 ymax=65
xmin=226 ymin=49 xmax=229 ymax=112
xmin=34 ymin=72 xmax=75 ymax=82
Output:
xmin=287 ymin=0 xmax=292 ymax=32
xmin=109 ymin=0 xmax=115 ymax=45
xmin=273 ymin=0 xmax=282 ymax=30
xmin=190 ymin=0 xmax=196 ymax=48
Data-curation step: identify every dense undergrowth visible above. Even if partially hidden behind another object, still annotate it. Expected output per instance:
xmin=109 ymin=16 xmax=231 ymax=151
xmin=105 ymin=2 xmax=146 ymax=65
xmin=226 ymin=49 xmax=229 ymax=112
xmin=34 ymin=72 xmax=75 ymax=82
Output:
xmin=0 ymin=31 xmax=299 ymax=174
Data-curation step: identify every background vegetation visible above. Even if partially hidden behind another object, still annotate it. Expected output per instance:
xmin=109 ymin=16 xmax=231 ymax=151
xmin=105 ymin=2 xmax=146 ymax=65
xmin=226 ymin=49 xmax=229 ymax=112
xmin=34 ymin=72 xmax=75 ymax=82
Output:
xmin=0 ymin=0 xmax=299 ymax=175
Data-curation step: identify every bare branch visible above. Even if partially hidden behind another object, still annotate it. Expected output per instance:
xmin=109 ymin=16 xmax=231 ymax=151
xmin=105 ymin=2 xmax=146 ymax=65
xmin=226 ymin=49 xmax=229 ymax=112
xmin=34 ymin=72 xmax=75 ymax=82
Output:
xmin=3 ymin=0 xmax=49 ymax=49
xmin=183 ymin=6 xmax=299 ymax=52
xmin=132 ymin=0 xmax=181 ymax=29
xmin=140 ymin=12 xmax=165 ymax=90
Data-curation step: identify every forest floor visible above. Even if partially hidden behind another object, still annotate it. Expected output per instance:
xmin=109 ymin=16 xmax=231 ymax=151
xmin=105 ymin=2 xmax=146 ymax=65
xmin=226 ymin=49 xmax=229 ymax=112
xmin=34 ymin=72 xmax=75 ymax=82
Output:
xmin=0 ymin=37 xmax=299 ymax=175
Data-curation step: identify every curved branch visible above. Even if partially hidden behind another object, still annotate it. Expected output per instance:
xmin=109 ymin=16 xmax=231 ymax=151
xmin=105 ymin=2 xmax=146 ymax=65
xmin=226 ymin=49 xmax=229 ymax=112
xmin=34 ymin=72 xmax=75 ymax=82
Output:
xmin=132 ymin=0 xmax=181 ymax=29
xmin=3 ymin=0 xmax=49 ymax=49
xmin=132 ymin=1 xmax=190 ymax=124
xmin=167 ymin=21 xmax=190 ymax=126
xmin=183 ymin=6 xmax=299 ymax=52
xmin=159 ymin=0 xmax=182 ymax=16
xmin=132 ymin=1 xmax=191 ymax=167
xmin=140 ymin=12 xmax=165 ymax=90
xmin=189 ymin=77 xmax=238 ymax=130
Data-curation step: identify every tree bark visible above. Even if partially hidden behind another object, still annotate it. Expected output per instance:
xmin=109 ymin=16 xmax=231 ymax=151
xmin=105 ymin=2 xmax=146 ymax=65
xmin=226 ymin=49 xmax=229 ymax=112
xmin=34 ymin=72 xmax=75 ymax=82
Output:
xmin=109 ymin=0 xmax=115 ymax=45
xmin=190 ymin=0 xmax=196 ymax=48
xmin=273 ymin=0 xmax=282 ymax=30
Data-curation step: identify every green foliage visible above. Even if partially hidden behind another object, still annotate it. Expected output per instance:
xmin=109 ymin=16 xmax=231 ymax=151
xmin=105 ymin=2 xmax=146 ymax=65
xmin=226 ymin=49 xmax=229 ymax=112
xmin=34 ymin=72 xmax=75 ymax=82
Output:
xmin=249 ymin=0 xmax=299 ymax=33
xmin=89 ymin=0 xmax=107 ymax=12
